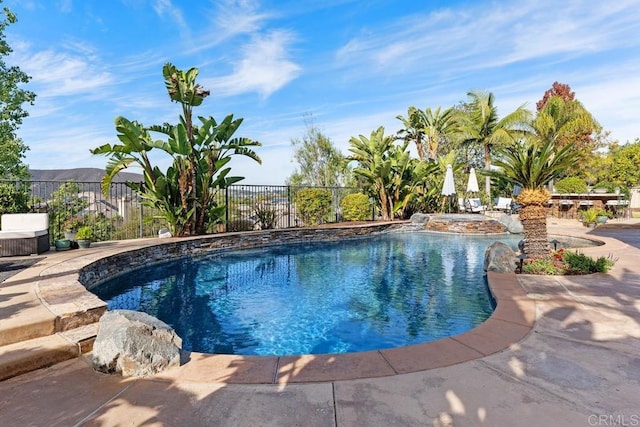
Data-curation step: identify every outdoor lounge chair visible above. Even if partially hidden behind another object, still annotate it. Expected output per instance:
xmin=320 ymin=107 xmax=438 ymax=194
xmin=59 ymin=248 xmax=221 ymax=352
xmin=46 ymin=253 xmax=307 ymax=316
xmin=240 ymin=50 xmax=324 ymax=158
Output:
xmin=0 ymin=213 xmax=50 ymax=257
xmin=465 ymin=198 xmax=486 ymax=213
xmin=494 ymin=197 xmax=513 ymax=212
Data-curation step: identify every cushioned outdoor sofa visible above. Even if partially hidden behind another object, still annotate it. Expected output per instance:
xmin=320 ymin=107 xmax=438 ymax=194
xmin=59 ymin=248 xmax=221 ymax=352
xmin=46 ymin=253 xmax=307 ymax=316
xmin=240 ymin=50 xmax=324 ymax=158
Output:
xmin=0 ymin=213 xmax=50 ymax=257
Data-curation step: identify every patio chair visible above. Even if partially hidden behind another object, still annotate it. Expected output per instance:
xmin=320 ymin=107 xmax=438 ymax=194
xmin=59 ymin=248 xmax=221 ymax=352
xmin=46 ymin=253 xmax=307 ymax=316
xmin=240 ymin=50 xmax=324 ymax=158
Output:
xmin=0 ymin=213 xmax=50 ymax=257
xmin=494 ymin=197 xmax=513 ymax=212
xmin=466 ymin=198 xmax=486 ymax=213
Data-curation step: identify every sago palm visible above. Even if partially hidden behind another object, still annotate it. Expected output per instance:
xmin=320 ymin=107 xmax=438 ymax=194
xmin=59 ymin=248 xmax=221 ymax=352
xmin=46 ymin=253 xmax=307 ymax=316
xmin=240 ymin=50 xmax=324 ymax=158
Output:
xmin=494 ymin=138 xmax=581 ymax=258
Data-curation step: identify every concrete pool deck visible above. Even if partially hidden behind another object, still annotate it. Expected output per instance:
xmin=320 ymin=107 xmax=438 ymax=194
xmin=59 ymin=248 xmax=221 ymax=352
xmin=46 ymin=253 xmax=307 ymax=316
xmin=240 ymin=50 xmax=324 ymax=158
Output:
xmin=1 ymin=218 xmax=639 ymax=425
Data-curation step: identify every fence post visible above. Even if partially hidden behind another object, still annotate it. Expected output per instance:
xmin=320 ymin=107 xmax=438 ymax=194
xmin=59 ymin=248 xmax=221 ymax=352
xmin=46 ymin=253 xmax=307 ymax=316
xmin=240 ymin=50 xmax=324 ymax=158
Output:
xmin=287 ymin=186 xmax=291 ymax=228
xmin=139 ymin=202 xmax=143 ymax=238
xmin=370 ymin=197 xmax=375 ymax=221
xmin=225 ymin=186 xmax=229 ymax=232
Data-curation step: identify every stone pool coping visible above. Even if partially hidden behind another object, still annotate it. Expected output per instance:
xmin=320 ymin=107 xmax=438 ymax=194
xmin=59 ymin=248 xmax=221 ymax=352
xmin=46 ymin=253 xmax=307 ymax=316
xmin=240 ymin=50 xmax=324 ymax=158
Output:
xmin=151 ymin=270 xmax=535 ymax=384
xmin=11 ymin=219 xmax=617 ymax=384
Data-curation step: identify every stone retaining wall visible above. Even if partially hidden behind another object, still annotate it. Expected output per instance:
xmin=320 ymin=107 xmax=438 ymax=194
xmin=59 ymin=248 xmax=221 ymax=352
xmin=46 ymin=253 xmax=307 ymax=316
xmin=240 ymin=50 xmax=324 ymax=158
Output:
xmin=400 ymin=214 xmax=509 ymax=234
xmin=79 ymin=223 xmax=401 ymax=290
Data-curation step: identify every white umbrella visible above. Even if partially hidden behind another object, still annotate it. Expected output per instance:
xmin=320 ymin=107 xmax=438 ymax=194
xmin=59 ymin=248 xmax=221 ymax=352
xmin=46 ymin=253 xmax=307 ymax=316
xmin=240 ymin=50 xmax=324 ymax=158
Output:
xmin=442 ymin=164 xmax=456 ymax=195
xmin=466 ymin=167 xmax=479 ymax=193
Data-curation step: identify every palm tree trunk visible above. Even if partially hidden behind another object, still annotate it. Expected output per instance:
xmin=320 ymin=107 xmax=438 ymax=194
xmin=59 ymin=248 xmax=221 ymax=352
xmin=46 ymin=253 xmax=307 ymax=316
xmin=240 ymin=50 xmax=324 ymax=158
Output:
xmin=415 ymin=134 xmax=424 ymax=161
xmin=484 ymin=145 xmax=491 ymax=199
xmin=520 ymin=205 xmax=549 ymax=258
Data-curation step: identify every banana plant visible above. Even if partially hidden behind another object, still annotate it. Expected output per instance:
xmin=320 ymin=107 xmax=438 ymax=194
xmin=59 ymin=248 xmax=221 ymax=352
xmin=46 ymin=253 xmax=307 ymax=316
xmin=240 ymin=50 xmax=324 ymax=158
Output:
xmin=91 ymin=63 xmax=261 ymax=236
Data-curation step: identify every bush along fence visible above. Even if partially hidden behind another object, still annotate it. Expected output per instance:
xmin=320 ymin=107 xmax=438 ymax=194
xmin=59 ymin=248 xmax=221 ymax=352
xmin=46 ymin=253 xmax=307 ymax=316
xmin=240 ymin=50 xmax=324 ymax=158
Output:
xmin=0 ymin=180 xmax=371 ymax=244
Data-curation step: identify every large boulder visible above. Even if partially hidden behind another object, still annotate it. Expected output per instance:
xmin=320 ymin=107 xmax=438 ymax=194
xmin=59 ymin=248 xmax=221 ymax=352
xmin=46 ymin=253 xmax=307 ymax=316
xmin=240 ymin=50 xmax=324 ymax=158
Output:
xmin=497 ymin=213 xmax=524 ymax=234
xmin=92 ymin=310 xmax=182 ymax=377
xmin=484 ymin=242 xmax=518 ymax=273
xmin=410 ymin=213 xmax=431 ymax=224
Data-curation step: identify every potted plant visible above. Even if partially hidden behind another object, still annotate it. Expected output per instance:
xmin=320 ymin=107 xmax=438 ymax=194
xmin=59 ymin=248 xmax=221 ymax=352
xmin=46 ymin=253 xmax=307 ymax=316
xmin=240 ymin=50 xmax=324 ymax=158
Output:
xmin=596 ymin=209 xmax=612 ymax=224
xmin=54 ymin=239 xmax=71 ymax=251
xmin=580 ymin=209 xmax=598 ymax=228
xmin=75 ymin=226 xmax=95 ymax=249
xmin=62 ymin=216 xmax=84 ymax=240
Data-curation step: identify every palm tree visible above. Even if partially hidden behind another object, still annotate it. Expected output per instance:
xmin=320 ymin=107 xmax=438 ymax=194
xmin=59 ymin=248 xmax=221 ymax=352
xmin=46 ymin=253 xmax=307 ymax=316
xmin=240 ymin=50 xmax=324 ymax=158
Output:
xmin=348 ymin=127 xmax=416 ymax=220
xmin=493 ymin=138 xmax=581 ymax=258
xmin=397 ymin=106 xmax=459 ymax=161
xmin=459 ymin=91 xmax=532 ymax=198
xmin=397 ymin=106 xmax=427 ymax=160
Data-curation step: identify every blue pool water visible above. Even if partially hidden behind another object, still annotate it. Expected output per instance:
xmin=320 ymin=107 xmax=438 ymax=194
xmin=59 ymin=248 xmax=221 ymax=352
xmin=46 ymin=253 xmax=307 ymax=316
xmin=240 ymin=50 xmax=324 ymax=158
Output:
xmin=95 ymin=233 xmax=521 ymax=356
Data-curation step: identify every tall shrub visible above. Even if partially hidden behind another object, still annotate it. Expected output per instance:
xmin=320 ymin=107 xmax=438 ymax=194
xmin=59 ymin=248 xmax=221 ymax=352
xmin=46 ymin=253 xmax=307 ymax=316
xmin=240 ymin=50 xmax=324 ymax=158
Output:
xmin=554 ymin=176 xmax=587 ymax=194
xmin=0 ymin=182 xmax=28 ymax=214
xmin=340 ymin=193 xmax=371 ymax=221
xmin=47 ymin=182 xmax=88 ymax=239
xmin=295 ymin=188 xmax=332 ymax=225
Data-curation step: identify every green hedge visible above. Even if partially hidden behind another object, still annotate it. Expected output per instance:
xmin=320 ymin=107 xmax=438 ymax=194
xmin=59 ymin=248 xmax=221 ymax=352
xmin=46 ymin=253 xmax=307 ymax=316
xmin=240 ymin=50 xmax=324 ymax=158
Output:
xmin=340 ymin=193 xmax=371 ymax=221
xmin=554 ymin=177 xmax=587 ymax=194
xmin=0 ymin=183 xmax=29 ymax=215
xmin=295 ymin=188 xmax=332 ymax=225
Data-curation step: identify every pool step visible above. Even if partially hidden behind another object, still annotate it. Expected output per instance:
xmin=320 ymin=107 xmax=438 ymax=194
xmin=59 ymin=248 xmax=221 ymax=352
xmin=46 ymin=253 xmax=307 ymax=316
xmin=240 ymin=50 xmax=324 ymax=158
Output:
xmin=0 ymin=288 xmax=105 ymax=348
xmin=0 ymin=323 xmax=98 ymax=381
xmin=0 ymin=309 xmax=56 ymax=347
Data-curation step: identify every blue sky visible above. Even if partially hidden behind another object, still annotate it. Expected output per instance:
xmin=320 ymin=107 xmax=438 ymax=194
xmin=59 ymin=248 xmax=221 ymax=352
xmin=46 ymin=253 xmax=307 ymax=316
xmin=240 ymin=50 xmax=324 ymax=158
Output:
xmin=6 ymin=0 xmax=640 ymax=184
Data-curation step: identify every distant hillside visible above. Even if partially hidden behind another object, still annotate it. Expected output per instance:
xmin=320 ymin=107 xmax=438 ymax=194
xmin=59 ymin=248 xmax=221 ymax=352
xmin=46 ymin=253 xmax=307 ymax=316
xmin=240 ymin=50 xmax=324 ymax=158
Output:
xmin=25 ymin=168 xmax=144 ymax=201
xmin=29 ymin=168 xmax=143 ymax=183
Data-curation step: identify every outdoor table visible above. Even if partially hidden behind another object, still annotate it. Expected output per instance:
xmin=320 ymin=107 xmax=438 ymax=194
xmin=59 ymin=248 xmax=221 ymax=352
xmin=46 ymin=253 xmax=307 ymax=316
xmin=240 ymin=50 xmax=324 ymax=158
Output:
xmin=549 ymin=193 xmax=625 ymax=219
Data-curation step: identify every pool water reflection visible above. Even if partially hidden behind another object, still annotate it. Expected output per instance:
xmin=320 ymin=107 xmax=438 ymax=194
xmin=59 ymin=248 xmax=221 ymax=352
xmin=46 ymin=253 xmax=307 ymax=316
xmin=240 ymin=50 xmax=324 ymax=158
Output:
xmin=95 ymin=232 xmax=521 ymax=356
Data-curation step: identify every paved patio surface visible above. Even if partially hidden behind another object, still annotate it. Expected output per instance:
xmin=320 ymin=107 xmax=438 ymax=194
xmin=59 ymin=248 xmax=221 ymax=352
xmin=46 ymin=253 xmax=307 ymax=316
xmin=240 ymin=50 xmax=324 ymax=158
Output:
xmin=0 ymin=218 xmax=639 ymax=426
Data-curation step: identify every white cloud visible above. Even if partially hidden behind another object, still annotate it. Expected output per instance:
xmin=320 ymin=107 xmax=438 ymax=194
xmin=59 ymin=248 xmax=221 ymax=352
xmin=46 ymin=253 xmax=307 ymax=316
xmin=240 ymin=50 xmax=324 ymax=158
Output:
xmin=185 ymin=0 xmax=271 ymax=54
xmin=24 ymin=124 xmax=114 ymax=167
xmin=208 ymin=30 xmax=301 ymax=98
xmin=153 ymin=0 xmax=189 ymax=35
xmin=214 ymin=0 xmax=269 ymax=39
xmin=12 ymin=43 xmax=113 ymax=98
xmin=334 ymin=0 xmax=640 ymax=77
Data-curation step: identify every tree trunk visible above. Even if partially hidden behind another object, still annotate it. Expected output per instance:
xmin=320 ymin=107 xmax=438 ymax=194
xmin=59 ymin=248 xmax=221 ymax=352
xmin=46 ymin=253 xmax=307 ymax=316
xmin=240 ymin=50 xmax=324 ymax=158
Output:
xmin=379 ymin=189 xmax=390 ymax=220
xmin=484 ymin=145 xmax=491 ymax=197
xmin=519 ymin=205 xmax=549 ymax=259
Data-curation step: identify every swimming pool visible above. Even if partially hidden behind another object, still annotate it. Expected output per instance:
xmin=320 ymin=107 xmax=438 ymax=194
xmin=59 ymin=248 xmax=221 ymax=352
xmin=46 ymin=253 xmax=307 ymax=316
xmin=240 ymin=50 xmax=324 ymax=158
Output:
xmin=95 ymin=232 xmax=521 ymax=356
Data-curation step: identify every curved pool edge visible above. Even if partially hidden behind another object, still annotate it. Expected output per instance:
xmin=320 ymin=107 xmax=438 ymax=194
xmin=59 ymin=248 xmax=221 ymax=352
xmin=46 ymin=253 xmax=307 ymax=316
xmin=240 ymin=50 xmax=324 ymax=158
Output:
xmin=148 ymin=271 xmax=535 ymax=385
xmin=33 ymin=222 xmax=621 ymax=384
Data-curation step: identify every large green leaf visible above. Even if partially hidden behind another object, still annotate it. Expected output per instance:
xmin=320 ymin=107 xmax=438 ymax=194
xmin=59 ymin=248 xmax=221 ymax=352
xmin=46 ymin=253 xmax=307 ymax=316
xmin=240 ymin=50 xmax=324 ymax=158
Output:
xmin=91 ymin=63 xmax=261 ymax=236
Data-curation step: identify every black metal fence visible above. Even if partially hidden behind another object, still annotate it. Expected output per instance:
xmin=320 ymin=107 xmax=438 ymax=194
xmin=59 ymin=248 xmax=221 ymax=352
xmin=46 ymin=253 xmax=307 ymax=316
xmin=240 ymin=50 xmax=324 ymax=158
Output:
xmin=0 ymin=180 xmax=364 ymax=243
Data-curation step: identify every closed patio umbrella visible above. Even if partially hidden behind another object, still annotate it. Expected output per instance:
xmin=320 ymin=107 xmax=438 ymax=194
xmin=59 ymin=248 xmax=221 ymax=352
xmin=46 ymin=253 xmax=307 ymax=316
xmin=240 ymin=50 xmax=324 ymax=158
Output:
xmin=442 ymin=164 xmax=456 ymax=196
xmin=442 ymin=164 xmax=456 ymax=212
xmin=466 ymin=167 xmax=479 ymax=193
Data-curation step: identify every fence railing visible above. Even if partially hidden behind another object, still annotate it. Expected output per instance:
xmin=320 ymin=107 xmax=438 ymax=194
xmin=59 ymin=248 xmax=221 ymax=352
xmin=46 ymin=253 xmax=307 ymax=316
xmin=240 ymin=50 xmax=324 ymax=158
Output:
xmin=0 ymin=180 xmax=364 ymax=243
